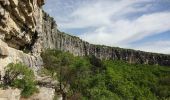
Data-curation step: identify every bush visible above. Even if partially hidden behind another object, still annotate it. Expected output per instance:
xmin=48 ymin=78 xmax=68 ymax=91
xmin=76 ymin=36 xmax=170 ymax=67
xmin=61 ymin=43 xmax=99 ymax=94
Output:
xmin=41 ymin=49 xmax=170 ymax=100
xmin=4 ymin=63 xmax=38 ymax=97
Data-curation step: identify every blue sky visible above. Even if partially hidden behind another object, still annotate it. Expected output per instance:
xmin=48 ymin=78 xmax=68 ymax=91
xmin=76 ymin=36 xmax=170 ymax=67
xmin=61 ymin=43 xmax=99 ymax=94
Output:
xmin=44 ymin=0 xmax=170 ymax=54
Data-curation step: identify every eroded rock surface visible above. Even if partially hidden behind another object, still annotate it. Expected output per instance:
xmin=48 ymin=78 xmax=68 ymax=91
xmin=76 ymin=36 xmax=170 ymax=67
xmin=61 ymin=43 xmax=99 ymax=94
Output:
xmin=0 ymin=0 xmax=169 ymax=76
xmin=0 ymin=88 xmax=21 ymax=100
xmin=0 ymin=40 xmax=43 ymax=77
xmin=0 ymin=0 xmax=170 ymax=99
xmin=42 ymin=12 xmax=170 ymax=66
xmin=0 ymin=0 xmax=44 ymax=75
xmin=0 ymin=0 xmax=44 ymax=51
xmin=23 ymin=87 xmax=55 ymax=100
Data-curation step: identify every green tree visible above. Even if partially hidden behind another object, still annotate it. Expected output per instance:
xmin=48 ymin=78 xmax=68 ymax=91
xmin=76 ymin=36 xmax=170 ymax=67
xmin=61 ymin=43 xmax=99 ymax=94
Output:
xmin=41 ymin=49 xmax=170 ymax=100
xmin=41 ymin=49 xmax=74 ymax=100
xmin=4 ymin=63 xmax=38 ymax=97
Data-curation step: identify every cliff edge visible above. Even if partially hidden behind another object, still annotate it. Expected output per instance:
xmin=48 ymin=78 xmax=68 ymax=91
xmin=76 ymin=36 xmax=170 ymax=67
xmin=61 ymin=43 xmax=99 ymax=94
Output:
xmin=42 ymin=12 xmax=170 ymax=66
xmin=0 ymin=0 xmax=170 ymax=99
xmin=0 ymin=0 xmax=170 ymax=75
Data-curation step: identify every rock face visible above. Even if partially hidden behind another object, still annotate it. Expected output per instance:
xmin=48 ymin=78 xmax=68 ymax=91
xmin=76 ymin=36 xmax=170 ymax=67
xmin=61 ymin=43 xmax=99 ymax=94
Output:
xmin=0 ymin=0 xmax=44 ymax=50
xmin=25 ymin=87 xmax=55 ymax=100
xmin=42 ymin=12 xmax=170 ymax=66
xmin=0 ymin=0 xmax=44 ymax=76
xmin=0 ymin=88 xmax=21 ymax=100
xmin=0 ymin=0 xmax=169 ymax=73
xmin=0 ymin=40 xmax=43 ymax=77
xmin=0 ymin=0 xmax=170 ymax=99
xmin=0 ymin=0 xmax=169 ymax=76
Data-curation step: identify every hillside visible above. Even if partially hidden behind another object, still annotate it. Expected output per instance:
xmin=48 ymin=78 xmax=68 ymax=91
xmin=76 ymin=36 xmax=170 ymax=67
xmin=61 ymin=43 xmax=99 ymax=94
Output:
xmin=0 ymin=0 xmax=170 ymax=100
xmin=41 ymin=49 xmax=170 ymax=100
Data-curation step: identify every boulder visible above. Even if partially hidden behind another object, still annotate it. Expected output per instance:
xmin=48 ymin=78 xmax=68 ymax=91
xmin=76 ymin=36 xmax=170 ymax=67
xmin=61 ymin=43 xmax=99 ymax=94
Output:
xmin=0 ymin=88 xmax=21 ymax=100
xmin=24 ymin=87 xmax=55 ymax=100
xmin=0 ymin=46 xmax=8 ymax=56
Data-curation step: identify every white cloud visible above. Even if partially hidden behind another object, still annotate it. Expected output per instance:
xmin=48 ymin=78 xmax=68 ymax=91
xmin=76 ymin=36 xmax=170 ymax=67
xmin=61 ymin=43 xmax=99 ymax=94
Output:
xmin=128 ymin=40 xmax=170 ymax=54
xmin=44 ymin=0 xmax=170 ymax=54
xmin=59 ymin=0 xmax=152 ymax=29
xmin=79 ymin=12 xmax=170 ymax=47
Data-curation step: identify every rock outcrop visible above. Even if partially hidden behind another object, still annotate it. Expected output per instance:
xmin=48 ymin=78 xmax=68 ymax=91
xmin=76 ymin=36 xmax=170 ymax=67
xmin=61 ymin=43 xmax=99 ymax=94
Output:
xmin=0 ymin=0 xmax=44 ymax=51
xmin=25 ymin=87 xmax=55 ymax=100
xmin=0 ymin=1 xmax=44 ymax=92
xmin=0 ymin=86 xmax=55 ymax=100
xmin=0 ymin=0 xmax=170 ymax=76
xmin=0 ymin=0 xmax=170 ymax=75
xmin=42 ymin=12 xmax=170 ymax=66
xmin=0 ymin=40 xmax=43 ymax=77
xmin=0 ymin=0 xmax=44 ymax=67
xmin=0 ymin=88 xmax=21 ymax=100
xmin=0 ymin=0 xmax=170 ymax=99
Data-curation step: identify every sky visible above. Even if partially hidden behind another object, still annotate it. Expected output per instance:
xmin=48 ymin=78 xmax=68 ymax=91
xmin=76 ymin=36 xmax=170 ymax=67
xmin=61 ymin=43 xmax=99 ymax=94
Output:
xmin=44 ymin=0 xmax=170 ymax=54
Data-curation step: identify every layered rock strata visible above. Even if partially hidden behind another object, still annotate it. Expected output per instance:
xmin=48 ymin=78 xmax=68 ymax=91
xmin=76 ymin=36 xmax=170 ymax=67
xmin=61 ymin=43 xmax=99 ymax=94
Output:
xmin=42 ymin=12 xmax=170 ymax=66
xmin=0 ymin=0 xmax=44 ymax=52
xmin=0 ymin=0 xmax=170 ymax=99
xmin=0 ymin=0 xmax=170 ymax=76
xmin=0 ymin=0 xmax=44 ymax=75
xmin=0 ymin=40 xmax=43 ymax=76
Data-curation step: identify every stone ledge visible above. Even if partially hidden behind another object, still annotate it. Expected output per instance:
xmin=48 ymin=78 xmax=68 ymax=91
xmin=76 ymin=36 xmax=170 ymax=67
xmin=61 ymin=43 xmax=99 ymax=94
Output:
xmin=0 ymin=88 xmax=21 ymax=100
xmin=0 ymin=45 xmax=8 ymax=57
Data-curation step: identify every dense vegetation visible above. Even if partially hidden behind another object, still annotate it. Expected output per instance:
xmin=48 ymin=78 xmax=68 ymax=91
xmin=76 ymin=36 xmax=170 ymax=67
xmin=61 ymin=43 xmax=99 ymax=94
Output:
xmin=2 ymin=63 xmax=38 ymax=97
xmin=41 ymin=49 xmax=170 ymax=100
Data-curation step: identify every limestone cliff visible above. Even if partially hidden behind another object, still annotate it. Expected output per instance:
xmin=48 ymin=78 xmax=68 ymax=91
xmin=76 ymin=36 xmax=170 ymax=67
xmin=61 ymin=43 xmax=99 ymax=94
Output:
xmin=0 ymin=0 xmax=47 ymax=99
xmin=0 ymin=0 xmax=170 ymax=99
xmin=0 ymin=0 xmax=44 ymax=74
xmin=42 ymin=12 xmax=170 ymax=66
xmin=0 ymin=0 xmax=170 ymax=75
xmin=0 ymin=0 xmax=44 ymax=50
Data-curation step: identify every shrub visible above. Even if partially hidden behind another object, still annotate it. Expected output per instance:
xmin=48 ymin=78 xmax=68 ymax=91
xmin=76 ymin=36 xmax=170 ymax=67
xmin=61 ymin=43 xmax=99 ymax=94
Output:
xmin=4 ymin=63 xmax=38 ymax=97
xmin=41 ymin=49 xmax=170 ymax=100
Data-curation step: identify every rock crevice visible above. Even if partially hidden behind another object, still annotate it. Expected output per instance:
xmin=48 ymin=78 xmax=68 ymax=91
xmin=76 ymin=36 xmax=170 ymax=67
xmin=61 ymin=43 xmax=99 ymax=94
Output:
xmin=0 ymin=0 xmax=43 ymax=51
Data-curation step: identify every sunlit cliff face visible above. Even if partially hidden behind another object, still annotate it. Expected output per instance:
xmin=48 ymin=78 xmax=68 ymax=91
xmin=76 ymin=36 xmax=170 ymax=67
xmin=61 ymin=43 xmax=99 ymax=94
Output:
xmin=0 ymin=0 xmax=44 ymax=49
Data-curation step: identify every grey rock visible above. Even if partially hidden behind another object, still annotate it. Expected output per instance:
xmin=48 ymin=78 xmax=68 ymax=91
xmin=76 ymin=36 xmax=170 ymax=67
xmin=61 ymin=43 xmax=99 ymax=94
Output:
xmin=41 ymin=12 xmax=170 ymax=66
xmin=0 ymin=45 xmax=8 ymax=56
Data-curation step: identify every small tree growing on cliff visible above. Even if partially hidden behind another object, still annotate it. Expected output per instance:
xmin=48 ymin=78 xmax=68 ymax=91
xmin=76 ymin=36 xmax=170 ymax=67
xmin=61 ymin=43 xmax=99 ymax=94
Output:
xmin=3 ymin=63 xmax=38 ymax=97
xmin=41 ymin=49 xmax=74 ymax=100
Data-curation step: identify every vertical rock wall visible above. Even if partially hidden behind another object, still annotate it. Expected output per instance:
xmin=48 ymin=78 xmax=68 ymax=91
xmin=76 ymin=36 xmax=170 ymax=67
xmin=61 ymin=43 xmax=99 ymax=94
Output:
xmin=0 ymin=0 xmax=170 ymax=77
xmin=0 ymin=0 xmax=44 ymax=50
xmin=0 ymin=0 xmax=44 ymax=76
xmin=42 ymin=12 xmax=170 ymax=66
xmin=0 ymin=1 xmax=169 ymax=99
